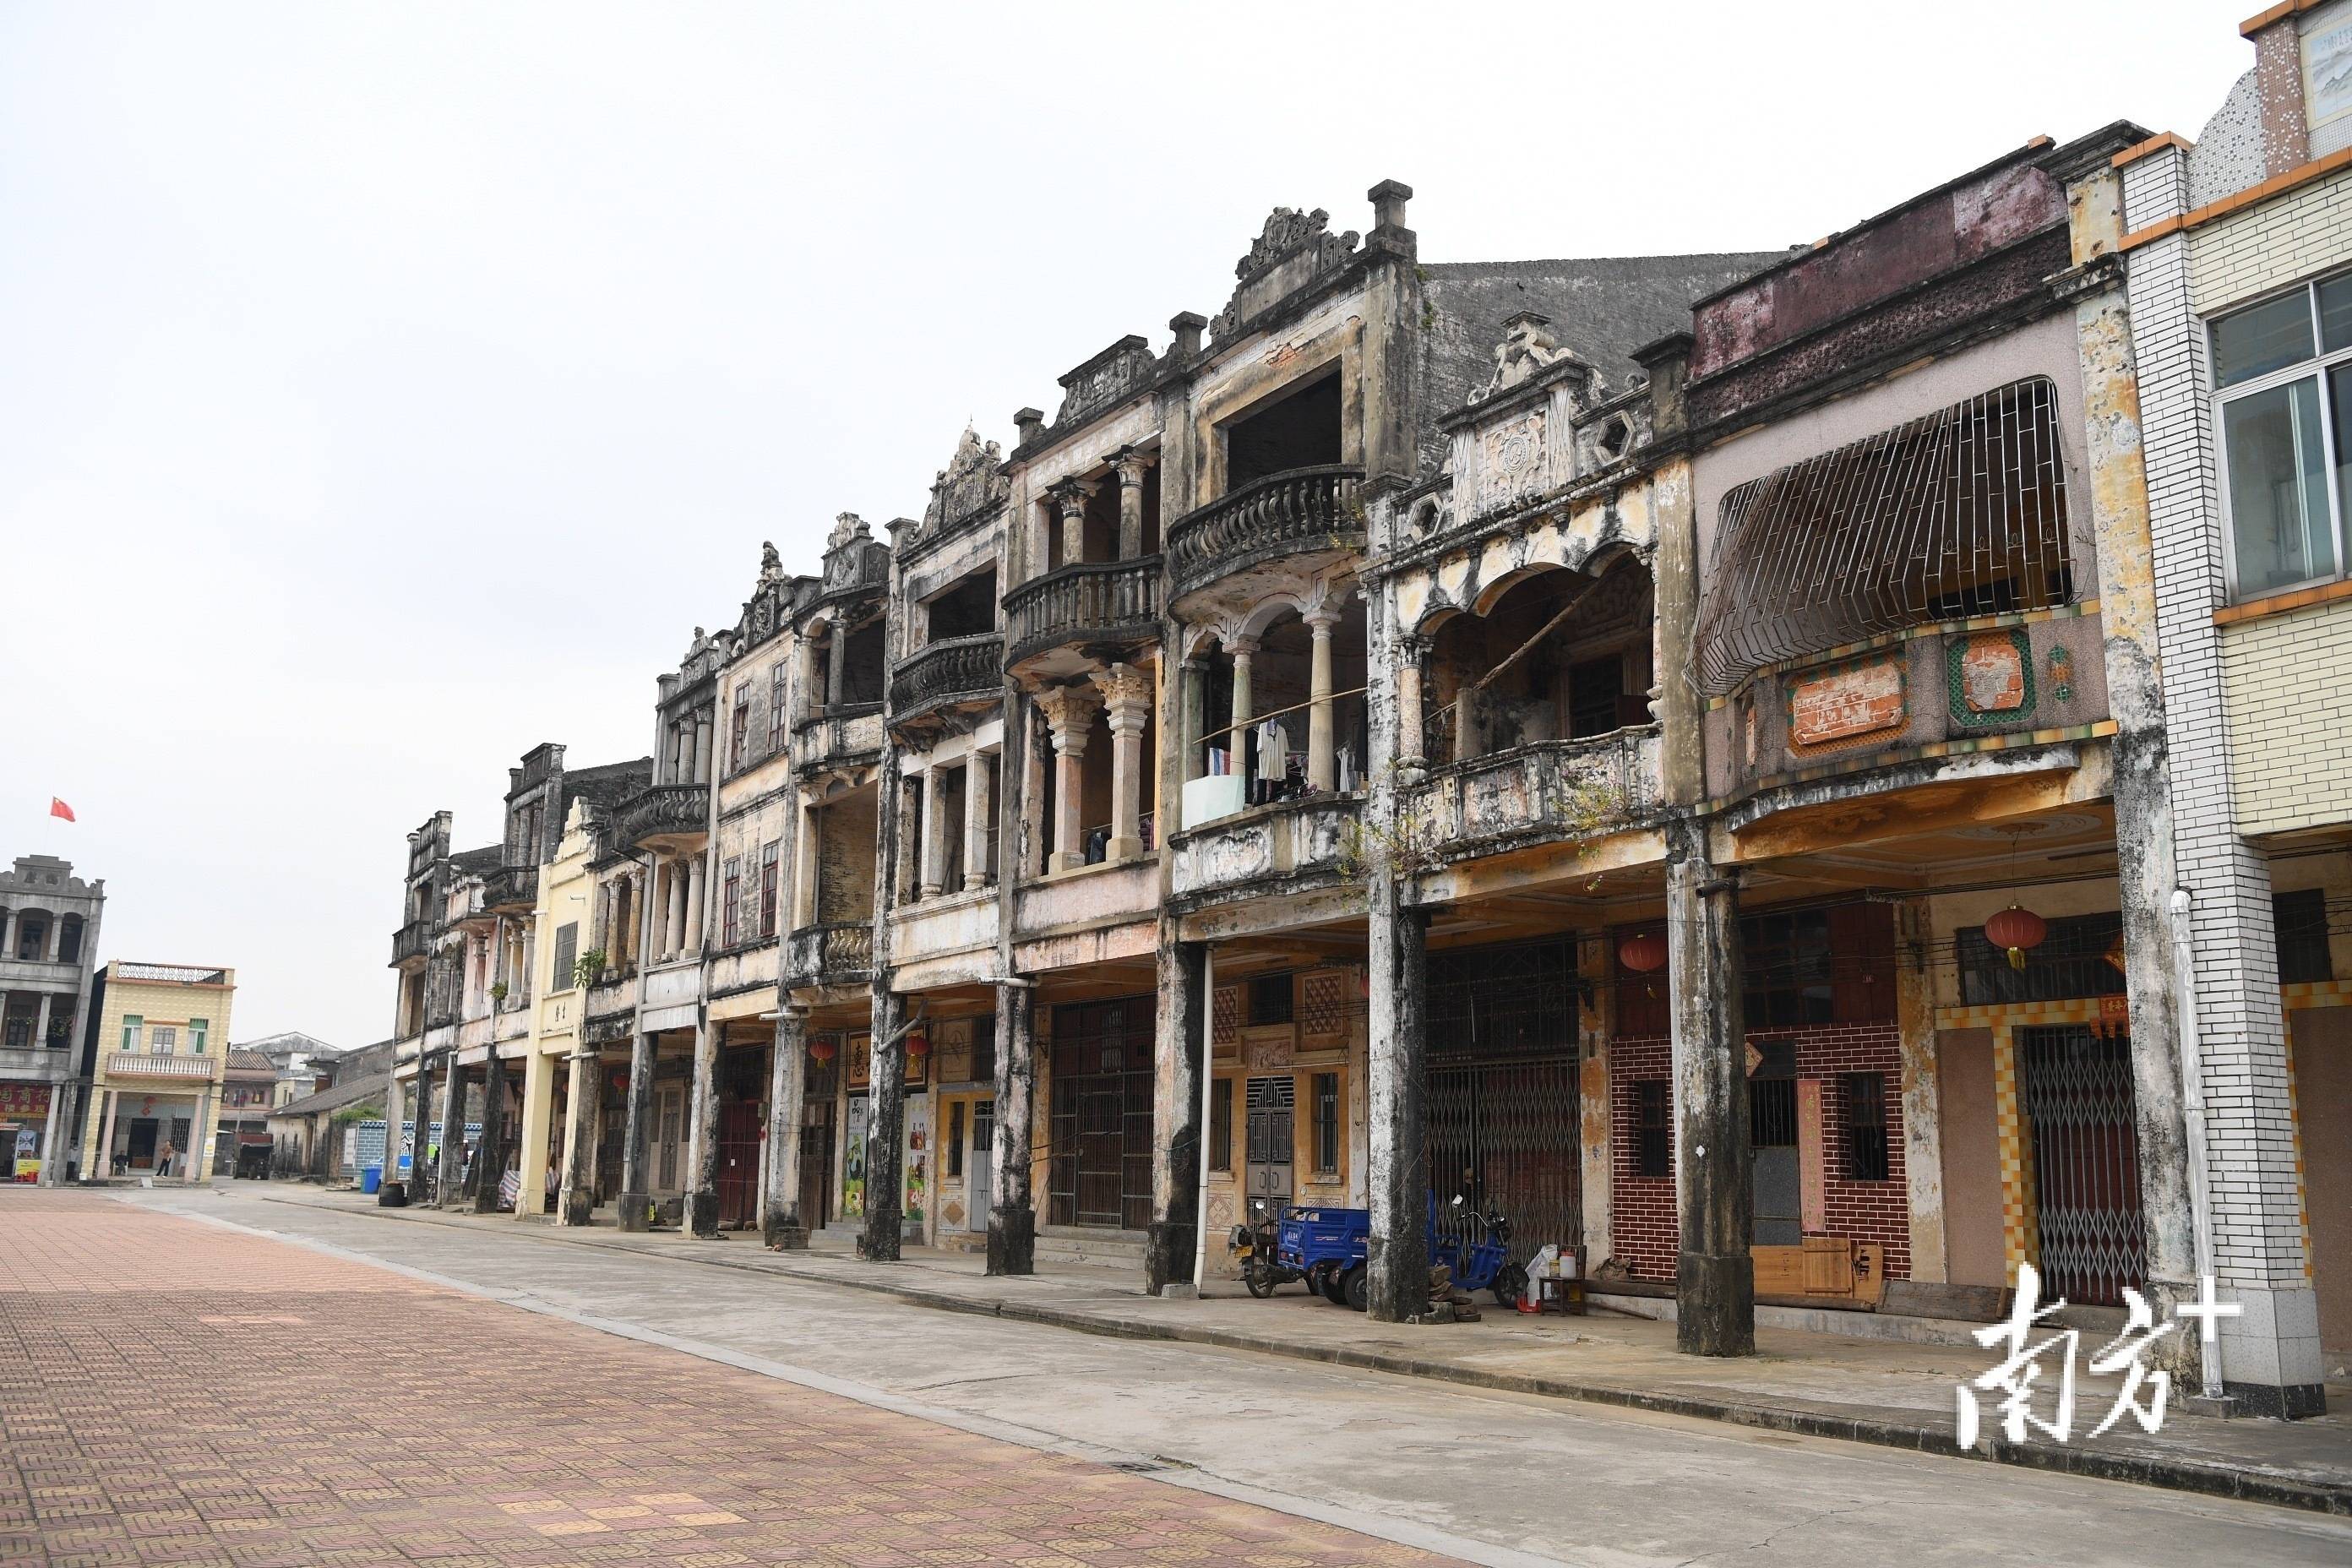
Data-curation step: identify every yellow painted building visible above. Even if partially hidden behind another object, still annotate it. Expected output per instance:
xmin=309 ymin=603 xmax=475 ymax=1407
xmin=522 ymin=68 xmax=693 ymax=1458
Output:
xmin=79 ymin=961 xmax=237 ymax=1183
xmin=517 ymin=801 xmax=598 ymax=1218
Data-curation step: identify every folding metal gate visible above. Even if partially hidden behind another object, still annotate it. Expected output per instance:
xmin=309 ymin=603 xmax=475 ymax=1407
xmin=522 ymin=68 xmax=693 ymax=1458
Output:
xmin=2017 ymin=1025 xmax=2145 ymax=1307
xmin=1426 ymin=1055 xmax=1580 ymax=1266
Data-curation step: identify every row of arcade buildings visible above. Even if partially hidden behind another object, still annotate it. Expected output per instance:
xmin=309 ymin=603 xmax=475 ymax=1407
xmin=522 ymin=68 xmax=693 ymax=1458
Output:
xmin=380 ymin=9 xmax=2352 ymax=1419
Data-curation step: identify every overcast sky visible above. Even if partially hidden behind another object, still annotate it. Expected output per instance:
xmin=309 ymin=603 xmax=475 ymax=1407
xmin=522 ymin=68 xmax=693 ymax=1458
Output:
xmin=0 ymin=2 xmax=2243 ymax=1049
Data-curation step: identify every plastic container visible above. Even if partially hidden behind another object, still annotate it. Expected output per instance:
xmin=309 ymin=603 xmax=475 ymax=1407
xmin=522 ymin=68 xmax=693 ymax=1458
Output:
xmin=361 ymin=1163 xmax=383 ymax=1195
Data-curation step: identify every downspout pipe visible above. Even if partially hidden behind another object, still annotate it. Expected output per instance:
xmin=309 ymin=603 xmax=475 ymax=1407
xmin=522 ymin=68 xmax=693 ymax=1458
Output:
xmin=2166 ymin=887 xmax=2224 ymax=1400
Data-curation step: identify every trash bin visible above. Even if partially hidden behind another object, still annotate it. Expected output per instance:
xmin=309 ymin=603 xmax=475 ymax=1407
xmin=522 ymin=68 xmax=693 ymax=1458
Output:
xmin=361 ymin=1163 xmax=383 ymax=1195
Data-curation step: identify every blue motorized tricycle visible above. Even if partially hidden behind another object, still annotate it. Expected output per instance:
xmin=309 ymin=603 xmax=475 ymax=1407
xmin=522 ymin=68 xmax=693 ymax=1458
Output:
xmin=1262 ymin=1192 xmax=1525 ymax=1310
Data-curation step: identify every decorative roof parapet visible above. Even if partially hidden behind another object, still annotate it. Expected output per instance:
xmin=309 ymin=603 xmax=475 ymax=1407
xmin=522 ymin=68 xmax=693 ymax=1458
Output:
xmin=1053 ymin=336 xmax=1159 ymax=431
xmin=920 ymin=427 xmax=1010 ymax=540
xmin=1210 ymin=206 xmax=1363 ymax=342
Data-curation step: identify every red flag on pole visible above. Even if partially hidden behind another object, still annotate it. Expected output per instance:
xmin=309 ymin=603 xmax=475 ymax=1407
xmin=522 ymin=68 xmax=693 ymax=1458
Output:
xmin=49 ymin=798 xmax=74 ymax=822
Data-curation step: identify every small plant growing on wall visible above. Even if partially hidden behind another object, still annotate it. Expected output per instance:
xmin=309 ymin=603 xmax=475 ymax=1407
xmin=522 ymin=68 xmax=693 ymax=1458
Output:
xmin=573 ymin=950 xmax=606 ymax=989
xmin=489 ymin=981 xmax=509 ymax=1004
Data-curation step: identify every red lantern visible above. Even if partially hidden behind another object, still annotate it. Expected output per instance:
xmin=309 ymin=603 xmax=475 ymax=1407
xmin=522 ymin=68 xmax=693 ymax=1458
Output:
xmin=1618 ymin=931 xmax=1668 ymax=974
xmin=808 ymin=1036 xmax=837 ymax=1064
xmin=1984 ymin=905 xmax=2048 ymax=971
xmin=906 ymin=1029 xmax=931 ymax=1059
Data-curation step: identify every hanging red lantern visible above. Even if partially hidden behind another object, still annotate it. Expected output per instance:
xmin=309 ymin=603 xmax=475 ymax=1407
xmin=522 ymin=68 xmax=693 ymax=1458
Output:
xmin=1618 ymin=931 xmax=1668 ymax=974
xmin=1984 ymin=905 xmax=2048 ymax=971
xmin=808 ymin=1036 xmax=837 ymax=1064
xmin=906 ymin=1029 xmax=931 ymax=1059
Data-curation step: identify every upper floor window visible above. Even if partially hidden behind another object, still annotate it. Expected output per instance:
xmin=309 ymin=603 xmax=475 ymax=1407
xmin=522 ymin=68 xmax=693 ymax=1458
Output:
xmin=15 ymin=917 xmax=46 ymax=960
xmin=120 ymin=1014 xmax=142 ymax=1054
xmin=551 ymin=921 xmax=580 ymax=991
xmin=729 ymin=688 xmax=752 ymax=771
xmin=150 ymin=1025 xmax=177 ymax=1055
xmin=721 ymin=858 xmax=742 ymax=948
xmin=189 ymin=1018 xmax=207 ymax=1054
xmin=1697 ymin=378 xmax=2073 ymax=695
xmin=768 ymin=664 xmax=787 ymax=747
xmin=759 ymin=843 xmax=780 ymax=939
xmin=2214 ymin=274 xmax=2352 ymax=601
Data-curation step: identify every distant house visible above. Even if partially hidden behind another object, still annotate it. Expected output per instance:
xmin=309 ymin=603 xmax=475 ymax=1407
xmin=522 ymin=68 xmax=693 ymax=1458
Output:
xmin=265 ymin=1039 xmax=392 ymax=1183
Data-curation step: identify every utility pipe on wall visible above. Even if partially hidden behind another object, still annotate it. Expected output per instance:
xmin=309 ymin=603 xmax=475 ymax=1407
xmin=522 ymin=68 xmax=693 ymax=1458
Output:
xmin=2166 ymin=887 xmax=2224 ymax=1401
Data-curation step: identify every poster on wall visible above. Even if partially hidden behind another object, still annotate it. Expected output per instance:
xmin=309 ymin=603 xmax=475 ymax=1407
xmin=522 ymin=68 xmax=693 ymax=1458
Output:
xmin=14 ymin=1126 xmax=39 ymax=1183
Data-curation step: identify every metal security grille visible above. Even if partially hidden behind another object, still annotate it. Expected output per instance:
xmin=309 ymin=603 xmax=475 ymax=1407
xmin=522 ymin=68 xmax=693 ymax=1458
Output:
xmin=1048 ymin=999 xmax=1156 ymax=1230
xmin=1427 ymin=1058 xmax=1580 ymax=1266
xmin=1425 ymin=939 xmax=1584 ymax=1266
xmin=1696 ymin=377 xmax=2074 ymax=696
xmin=2018 ymin=1025 xmax=2145 ymax=1307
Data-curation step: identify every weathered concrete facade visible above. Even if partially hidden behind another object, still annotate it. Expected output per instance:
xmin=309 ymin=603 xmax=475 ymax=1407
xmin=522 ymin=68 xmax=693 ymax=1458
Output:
xmin=370 ymin=58 xmax=2344 ymax=1418
xmin=0 ymin=854 xmax=104 ymax=1184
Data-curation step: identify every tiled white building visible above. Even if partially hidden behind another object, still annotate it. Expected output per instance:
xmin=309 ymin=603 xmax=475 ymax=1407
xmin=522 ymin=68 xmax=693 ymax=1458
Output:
xmin=2117 ymin=0 xmax=2352 ymax=1417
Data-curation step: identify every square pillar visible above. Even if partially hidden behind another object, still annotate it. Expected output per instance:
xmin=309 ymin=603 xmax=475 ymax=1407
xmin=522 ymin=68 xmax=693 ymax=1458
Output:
xmin=764 ymin=1006 xmax=810 ymax=1248
xmin=683 ymin=858 xmax=705 ymax=953
xmin=1666 ymin=818 xmax=1753 ymax=1357
xmin=472 ymin=1053 xmax=509 ymax=1214
xmin=685 ymin=1021 xmax=721 ymax=1238
xmin=618 ymin=1032 xmax=658 ymax=1232
xmin=516 ymin=1048 xmax=557 ymax=1220
xmin=1110 ymin=449 xmax=1148 ymax=560
xmin=918 ymin=767 xmax=946 ymax=897
xmin=987 ymin=979 xmax=1037 ymax=1276
xmin=380 ymin=1072 xmax=408 ymax=1204
xmin=863 ymin=988 xmax=906 ymax=1261
xmin=436 ymin=1064 xmax=468 ymax=1206
xmin=1148 ymin=940 xmax=1208 ymax=1295
xmin=558 ymin=1048 xmax=599 ymax=1226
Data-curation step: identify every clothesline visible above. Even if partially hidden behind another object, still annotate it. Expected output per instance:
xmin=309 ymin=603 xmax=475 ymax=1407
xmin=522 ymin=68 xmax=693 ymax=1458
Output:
xmin=1196 ymin=683 xmax=1370 ymax=747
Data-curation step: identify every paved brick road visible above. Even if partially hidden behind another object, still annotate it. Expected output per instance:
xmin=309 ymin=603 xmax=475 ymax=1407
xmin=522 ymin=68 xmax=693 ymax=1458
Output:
xmin=0 ymin=1190 xmax=1446 ymax=1566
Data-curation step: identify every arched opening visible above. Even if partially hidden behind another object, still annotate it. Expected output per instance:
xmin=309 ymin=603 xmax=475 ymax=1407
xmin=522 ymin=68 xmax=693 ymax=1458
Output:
xmin=1193 ymin=595 xmax=1368 ymax=808
xmin=1424 ymin=555 xmax=1653 ymax=764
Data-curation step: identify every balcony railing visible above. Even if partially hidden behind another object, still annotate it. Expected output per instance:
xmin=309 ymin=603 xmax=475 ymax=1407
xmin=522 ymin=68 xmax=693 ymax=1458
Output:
xmin=783 ymin=922 xmax=874 ymax=988
xmin=1004 ymin=557 xmax=1163 ymax=667
xmin=1168 ymin=465 xmax=1363 ymax=599
xmin=481 ymin=863 xmax=537 ymax=912
xmin=612 ymin=782 xmax=710 ymax=852
xmin=889 ymin=633 xmax=1004 ymax=722
xmin=389 ymin=919 xmax=432 ymax=968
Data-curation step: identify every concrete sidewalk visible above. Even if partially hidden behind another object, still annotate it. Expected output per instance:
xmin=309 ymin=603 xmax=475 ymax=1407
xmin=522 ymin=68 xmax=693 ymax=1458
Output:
xmin=253 ymin=1184 xmax=2352 ymax=1516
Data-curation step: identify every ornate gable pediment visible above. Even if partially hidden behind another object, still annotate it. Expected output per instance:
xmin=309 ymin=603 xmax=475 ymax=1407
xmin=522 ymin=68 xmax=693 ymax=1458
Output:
xmin=922 ymin=427 xmax=1009 ymax=536
xmin=1211 ymin=207 xmax=1360 ymax=342
xmin=1053 ymin=336 xmax=1157 ymax=430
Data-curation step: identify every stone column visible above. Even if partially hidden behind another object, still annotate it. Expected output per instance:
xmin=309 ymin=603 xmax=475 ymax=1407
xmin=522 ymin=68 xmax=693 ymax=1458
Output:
xmin=516 ymin=1048 xmax=555 ymax=1218
xmin=1304 ymin=603 xmax=1342 ymax=792
xmin=962 ymin=753 xmax=994 ymax=891
xmin=1396 ymin=636 xmax=1428 ymax=763
xmin=436 ymin=1062 xmax=468 ymax=1206
xmin=1052 ymin=478 xmax=1094 ymax=569
xmin=1667 ymin=816 xmax=1753 ymax=1357
xmin=684 ymin=1019 xmax=721 ymax=1237
xmin=1577 ymin=932 xmax=1614 ymax=1261
xmin=863 ymin=989 xmax=906 ymax=1261
xmin=764 ymin=1006 xmax=810 ymax=1248
xmin=826 ymin=620 xmax=848 ymax=709
xmin=472 ymin=1053 xmax=509 ymax=1214
xmin=1092 ymin=663 xmax=1152 ymax=863
xmin=1148 ymin=939 xmax=1208 ymax=1295
xmin=559 ymin=1048 xmax=598 ymax=1226
xmin=1894 ymin=898 xmax=1947 ymax=1282
xmin=618 ymin=1032 xmax=657 ymax=1232
xmin=1110 ymin=449 xmax=1149 ymax=560
xmin=683 ymin=857 xmax=705 ymax=953
xmin=987 ymin=979 xmax=1037 ymax=1276
xmin=33 ymin=994 xmax=52 ymax=1053
xmin=668 ymin=864 xmax=689 ymax=958
xmin=188 ymin=1086 xmax=215 ymax=1183
xmin=1037 ymin=683 xmax=1102 ymax=874
xmin=795 ymin=801 xmax=820 ymax=927
xmin=1367 ymin=900 xmax=1430 ymax=1322
xmin=1228 ymin=637 xmax=1256 ymax=730
xmin=694 ymin=711 xmax=713 ymax=785
xmin=919 ymin=766 xmax=946 ymax=897
xmin=1180 ymin=658 xmax=1208 ymax=786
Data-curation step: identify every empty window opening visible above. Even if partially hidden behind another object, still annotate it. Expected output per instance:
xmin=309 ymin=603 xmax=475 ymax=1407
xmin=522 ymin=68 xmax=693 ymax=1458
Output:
xmin=1248 ymin=973 xmax=1293 ymax=1026
xmin=1696 ymin=377 xmax=2075 ymax=696
xmin=1843 ymin=1072 xmax=1891 ymax=1181
xmin=927 ymin=569 xmax=999 ymax=642
xmin=1222 ymin=372 xmax=1342 ymax=493
xmin=1424 ymin=558 xmax=1652 ymax=763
